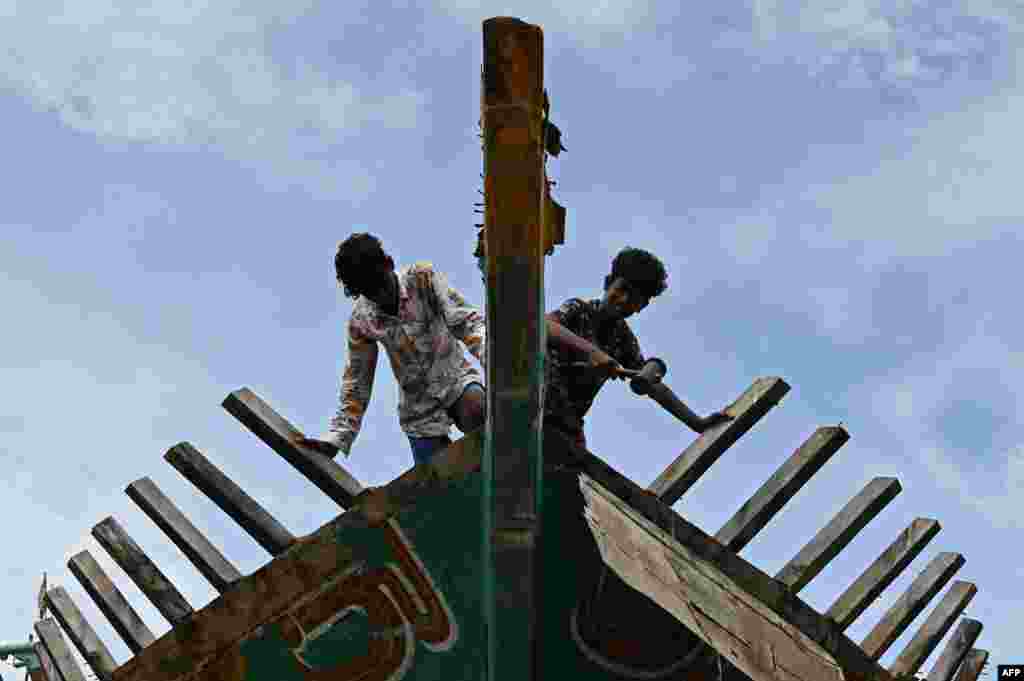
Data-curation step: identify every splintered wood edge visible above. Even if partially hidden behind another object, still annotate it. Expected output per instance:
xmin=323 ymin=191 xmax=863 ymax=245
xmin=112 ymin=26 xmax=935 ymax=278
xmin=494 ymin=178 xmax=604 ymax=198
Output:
xmin=578 ymin=473 xmax=896 ymax=681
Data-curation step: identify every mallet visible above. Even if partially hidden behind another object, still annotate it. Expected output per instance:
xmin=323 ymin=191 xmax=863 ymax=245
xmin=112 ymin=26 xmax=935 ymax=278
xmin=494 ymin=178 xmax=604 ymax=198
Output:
xmin=569 ymin=357 xmax=667 ymax=395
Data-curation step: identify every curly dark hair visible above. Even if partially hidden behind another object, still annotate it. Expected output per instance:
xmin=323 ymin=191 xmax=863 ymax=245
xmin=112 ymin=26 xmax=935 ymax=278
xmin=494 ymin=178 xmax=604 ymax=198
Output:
xmin=603 ymin=247 xmax=668 ymax=299
xmin=335 ymin=232 xmax=390 ymax=298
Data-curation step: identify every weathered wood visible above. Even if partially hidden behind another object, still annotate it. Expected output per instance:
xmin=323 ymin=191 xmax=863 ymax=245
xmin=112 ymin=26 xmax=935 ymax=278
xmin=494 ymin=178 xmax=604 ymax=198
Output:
xmin=775 ymin=477 xmax=902 ymax=592
xmin=861 ymin=552 xmax=965 ymax=660
xmin=112 ymin=430 xmax=485 ymax=681
xmin=126 ymin=476 xmax=242 ymax=593
xmin=926 ymin=618 xmax=983 ymax=681
xmin=222 ymin=388 xmax=363 ymax=508
xmin=43 ymin=586 xmax=117 ymax=679
xmin=579 ymin=473 xmax=897 ymax=681
xmin=826 ymin=517 xmax=941 ymax=631
xmin=164 ymin=441 xmax=295 ymax=555
xmin=91 ymin=516 xmax=194 ymax=624
xmin=34 ymin=619 xmax=86 ymax=681
xmin=648 ymin=377 xmax=790 ymax=505
xmin=33 ymin=640 xmax=61 ymax=681
xmin=715 ymin=425 xmax=848 ymax=553
xmin=890 ymin=583 xmax=978 ymax=677
xmin=481 ymin=16 xmax=548 ymax=681
xmin=67 ymin=550 xmax=156 ymax=654
xmin=952 ymin=649 xmax=988 ymax=681
xmin=666 ymin=426 xmax=850 ymax=671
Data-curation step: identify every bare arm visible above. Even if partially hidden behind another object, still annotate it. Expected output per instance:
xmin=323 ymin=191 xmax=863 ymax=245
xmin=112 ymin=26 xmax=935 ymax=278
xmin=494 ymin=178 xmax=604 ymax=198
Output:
xmin=300 ymin=321 xmax=379 ymax=457
xmin=645 ymin=381 xmax=704 ymax=432
xmin=545 ymin=315 xmax=626 ymax=378
xmin=545 ymin=315 xmax=601 ymax=355
xmin=645 ymin=381 xmax=731 ymax=434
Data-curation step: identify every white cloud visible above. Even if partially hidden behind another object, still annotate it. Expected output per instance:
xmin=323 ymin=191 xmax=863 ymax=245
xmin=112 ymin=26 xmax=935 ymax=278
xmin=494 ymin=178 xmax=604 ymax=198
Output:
xmin=921 ymin=442 xmax=1024 ymax=529
xmin=804 ymin=285 xmax=875 ymax=343
xmin=749 ymin=0 xmax=1020 ymax=88
xmin=857 ymin=323 xmax=1024 ymax=528
xmin=436 ymin=0 xmax=654 ymax=45
xmin=0 ymin=0 xmax=423 ymax=196
xmin=719 ymin=213 xmax=779 ymax=265
xmin=713 ymin=49 xmax=1024 ymax=278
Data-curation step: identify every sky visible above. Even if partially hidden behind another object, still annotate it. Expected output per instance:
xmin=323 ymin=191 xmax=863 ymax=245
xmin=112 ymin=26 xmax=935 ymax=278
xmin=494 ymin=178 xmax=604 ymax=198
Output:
xmin=1 ymin=0 xmax=1021 ymax=678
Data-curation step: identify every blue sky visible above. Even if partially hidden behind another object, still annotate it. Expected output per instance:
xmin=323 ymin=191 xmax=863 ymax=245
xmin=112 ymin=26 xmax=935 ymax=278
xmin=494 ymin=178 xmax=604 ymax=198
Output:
xmin=2 ymin=1 xmax=1021 ymax=677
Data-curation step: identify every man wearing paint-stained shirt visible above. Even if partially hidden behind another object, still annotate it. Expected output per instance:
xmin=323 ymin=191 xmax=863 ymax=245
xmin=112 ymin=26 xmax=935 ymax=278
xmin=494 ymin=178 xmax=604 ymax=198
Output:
xmin=299 ymin=233 xmax=488 ymax=465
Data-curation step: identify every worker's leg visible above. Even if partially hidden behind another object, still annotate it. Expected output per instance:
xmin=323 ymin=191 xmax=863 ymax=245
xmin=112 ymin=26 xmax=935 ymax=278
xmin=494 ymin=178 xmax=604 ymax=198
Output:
xmin=408 ymin=435 xmax=453 ymax=465
xmin=448 ymin=382 xmax=486 ymax=433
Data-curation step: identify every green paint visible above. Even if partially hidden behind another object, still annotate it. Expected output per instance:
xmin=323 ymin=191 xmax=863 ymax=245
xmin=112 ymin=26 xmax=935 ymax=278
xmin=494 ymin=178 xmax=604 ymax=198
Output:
xmin=0 ymin=642 xmax=40 ymax=672
xmin=481 ymin=423 xmax=494 ymax=681
xmin=229 ymin=464 xmax=701 ymax=681
xmin=239 ymin=472 xmax=487 ymax=681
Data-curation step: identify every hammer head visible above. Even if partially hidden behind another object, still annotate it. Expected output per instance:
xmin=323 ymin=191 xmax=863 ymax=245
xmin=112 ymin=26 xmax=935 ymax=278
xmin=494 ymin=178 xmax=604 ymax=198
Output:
xmin=630 ymin=358 xmax=667 ymax=395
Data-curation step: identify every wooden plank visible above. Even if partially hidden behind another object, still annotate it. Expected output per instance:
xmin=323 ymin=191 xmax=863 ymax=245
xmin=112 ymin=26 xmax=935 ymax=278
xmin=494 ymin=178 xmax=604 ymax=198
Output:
xmin=952 ymin=649 xmax=988 ymax=681
xmin=648 ymin=377 xmax=790 ymax=505
xmin=926 ymin=618 xmax=983 ymax=681
xmin=672 ymin=426 xmax=850 ymax=672
xmin=34 ymin=619 xmax=86 ymax=681
xmin=861 ymin=552 xmax=965 ymax=660
xmin=111 ymin=429 xmax=485 ymax=681
xmin=43 ymin=586 xmax=117 ymax=679
xmin=579 ymin=473 xmax=897 ymax=681
xmin=164 ymin=442 xmax=295 ymax=555
xmin=825 ymin=518 xmax=941 ymax=631
xmin=91 ymin=516 xmax=194 ymax=624
xmin=222 ymin=388 xmax=363 ymax=509
xmin=775 ymin=477 xmax=902 ymax=593
xmin=67 ymin=550 xmax=156 ymax=654
xmin=890 ymin=583 xmax=978 ymax=677
xmin=33 ymin=640 xmax=61 ymax=681
xmin=715 ymin=426 xmax=848 ymax=553
xmin=481 ymin=16 xmax=548 ymax=681
xmin=126 ymin=476 xmax=243 ymax=593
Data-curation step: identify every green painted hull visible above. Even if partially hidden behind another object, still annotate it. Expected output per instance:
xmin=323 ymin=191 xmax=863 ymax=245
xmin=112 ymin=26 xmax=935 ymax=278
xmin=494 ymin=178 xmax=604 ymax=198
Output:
xmin=228 ymin=468 xmax=692 ymax=681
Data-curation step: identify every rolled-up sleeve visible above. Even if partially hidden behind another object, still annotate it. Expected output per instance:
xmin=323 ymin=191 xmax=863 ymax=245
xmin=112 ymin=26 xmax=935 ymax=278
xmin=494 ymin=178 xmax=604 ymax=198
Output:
xmin=322 ymin=318 xmax=379 ymax=456
xmin=432 ymin=268 xmax=486 ymax=368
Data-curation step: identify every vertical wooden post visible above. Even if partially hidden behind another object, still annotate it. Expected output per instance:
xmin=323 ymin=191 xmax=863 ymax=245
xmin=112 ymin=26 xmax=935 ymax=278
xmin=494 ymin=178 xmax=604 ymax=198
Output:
xmin=481 ymin=16 xmax=547 ymax=681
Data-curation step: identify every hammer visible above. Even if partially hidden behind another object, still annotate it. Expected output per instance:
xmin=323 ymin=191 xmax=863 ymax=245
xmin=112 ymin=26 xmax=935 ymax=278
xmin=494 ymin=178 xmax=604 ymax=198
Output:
xmin=570 ymin=358 xmax=667 ymax=395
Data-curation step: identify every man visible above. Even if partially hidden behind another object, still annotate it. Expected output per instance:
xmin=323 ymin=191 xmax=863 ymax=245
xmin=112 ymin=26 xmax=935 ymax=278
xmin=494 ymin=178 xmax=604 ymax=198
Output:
xmin=298 ymin=233 xmax=487 ymax=465
xmin=544 ymin=247 xmax=732 ymax=450
xmin=299 ymin=232 xmax=620 ymax=466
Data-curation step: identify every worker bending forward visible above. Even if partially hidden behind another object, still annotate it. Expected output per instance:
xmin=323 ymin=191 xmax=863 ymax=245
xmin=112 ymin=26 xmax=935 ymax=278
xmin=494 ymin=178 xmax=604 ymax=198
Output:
xmin=545 ymin=247 xmax=732 ymax=450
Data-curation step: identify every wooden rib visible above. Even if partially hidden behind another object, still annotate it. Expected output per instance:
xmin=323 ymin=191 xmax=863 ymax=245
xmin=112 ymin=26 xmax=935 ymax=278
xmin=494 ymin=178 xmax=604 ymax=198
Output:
xmin=926 ymin=618 xmax=983 ymax=681
xmin=826 ymin=518 xmax=941 ymax=631
xmin=683 ymin=472 xmax=901 ymax=676
xmin=860 ymin=552 xmax=965 ymax=660
xmin=43 ymin=586 xmax=117 ymax=679
xmin=164 ymin=442 xmax=295 ymax=555
xmin=775 ymin=476 xmax=902 ymax=593
xmin=222 ymin=388 xmax=364 ymax=509
xmin=107 ymin=431 xmax=487 ymax=681
xmin=126 ymin=476 xmax=242 ymax=593
xmin=34 ymin=619 xmax=86 ymax=681
xmin=67 ymin=550 xmax=156 ymax=654
xmin=890 ymin=583 xmax=978 ymax=677
xmin=91 ymin=516 xmax=194 ymax=624
xmin=715 ymin=425 xmax=848 ymax=552
xmin=647 ymin=377 xmax=790 ymax=505
xmin=33 ymin=640 xmax=61 ymax=681
xmin=952 ymin=649 xmax=988 ymax=681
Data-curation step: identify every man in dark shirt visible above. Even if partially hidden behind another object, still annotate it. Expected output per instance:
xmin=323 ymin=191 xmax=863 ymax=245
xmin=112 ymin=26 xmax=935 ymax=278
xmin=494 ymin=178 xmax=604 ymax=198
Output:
xmin=545 ymin=247 xmax=731 ymax=449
